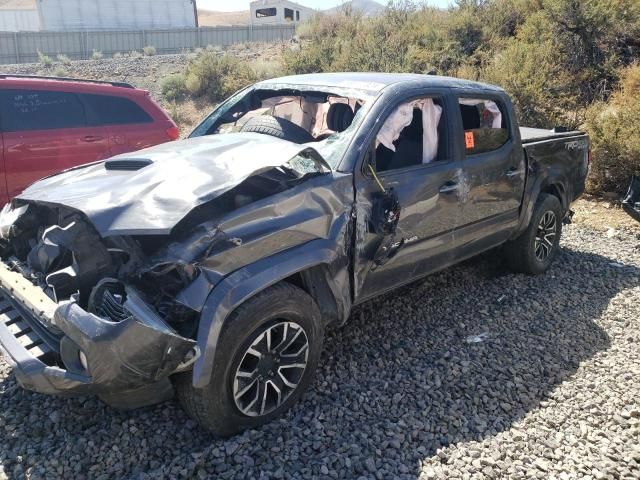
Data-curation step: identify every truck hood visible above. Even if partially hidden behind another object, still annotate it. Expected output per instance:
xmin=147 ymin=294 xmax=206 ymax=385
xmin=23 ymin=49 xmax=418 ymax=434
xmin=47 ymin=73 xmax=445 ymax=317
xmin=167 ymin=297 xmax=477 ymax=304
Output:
xmin=17 ymin=133 xmax=328 ymax=237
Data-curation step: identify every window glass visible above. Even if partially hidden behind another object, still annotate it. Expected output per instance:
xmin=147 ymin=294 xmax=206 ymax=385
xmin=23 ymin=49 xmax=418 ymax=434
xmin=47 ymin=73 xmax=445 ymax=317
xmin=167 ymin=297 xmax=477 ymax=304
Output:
xmin=458 ymin=98 xmax=509 ymax=155
xmin=284 ymin=8 xmax=294 ymax=21
xmin=0 ymin=89 xmax=86 ymax=132
xmin=82 ymin=94 xmax=153 ymax=126
xmin=256 ymin=7 xmax=277 ymax=17
xmin=296 ymin=11 xmax=300 ymax=21
xmin=375 ymin=98 xmax=443 ymax=172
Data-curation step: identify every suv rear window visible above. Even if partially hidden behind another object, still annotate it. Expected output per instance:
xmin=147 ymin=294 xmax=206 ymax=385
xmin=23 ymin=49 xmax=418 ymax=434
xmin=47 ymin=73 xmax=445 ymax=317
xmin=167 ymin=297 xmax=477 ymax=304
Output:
xmin=0 ymin=90 xmax=86 ymax=132
xmin=81 ymin=94 xmax=153 ymax=126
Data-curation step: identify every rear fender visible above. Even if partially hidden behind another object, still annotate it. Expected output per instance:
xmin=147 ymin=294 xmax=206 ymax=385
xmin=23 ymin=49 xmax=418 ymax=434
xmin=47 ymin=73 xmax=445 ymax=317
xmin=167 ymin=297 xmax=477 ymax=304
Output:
xmin=512 ymin=159 xmax=569 ymax=238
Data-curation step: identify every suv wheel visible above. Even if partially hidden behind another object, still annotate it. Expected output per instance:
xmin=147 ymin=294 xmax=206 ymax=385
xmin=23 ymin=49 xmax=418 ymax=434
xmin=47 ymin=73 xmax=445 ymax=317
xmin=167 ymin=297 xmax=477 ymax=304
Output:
xmin=504 ymin=193 xmax=563 ymax=275
xmin=175 ymin=283 xmax=323 ymax=436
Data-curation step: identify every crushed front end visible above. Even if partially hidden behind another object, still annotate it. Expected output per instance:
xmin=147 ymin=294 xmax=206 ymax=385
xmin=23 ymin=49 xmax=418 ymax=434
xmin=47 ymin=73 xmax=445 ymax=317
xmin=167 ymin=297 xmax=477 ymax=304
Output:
xmin=0 ymin=202 xmax=199 ymax=409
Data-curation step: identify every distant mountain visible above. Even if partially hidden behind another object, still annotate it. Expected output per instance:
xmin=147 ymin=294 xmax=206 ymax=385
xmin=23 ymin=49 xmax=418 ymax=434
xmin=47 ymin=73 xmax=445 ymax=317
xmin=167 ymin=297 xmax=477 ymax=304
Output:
xmin=325 ymin=0 xmax=386 ymax=17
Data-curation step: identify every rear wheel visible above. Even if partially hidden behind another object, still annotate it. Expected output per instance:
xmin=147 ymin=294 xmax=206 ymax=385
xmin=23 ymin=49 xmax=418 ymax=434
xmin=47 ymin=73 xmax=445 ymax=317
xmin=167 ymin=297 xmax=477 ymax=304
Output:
xmin=504 ymin=193 xmax=563 ymax=275
xmin=176 ymin=283 xmax=323 ymax=436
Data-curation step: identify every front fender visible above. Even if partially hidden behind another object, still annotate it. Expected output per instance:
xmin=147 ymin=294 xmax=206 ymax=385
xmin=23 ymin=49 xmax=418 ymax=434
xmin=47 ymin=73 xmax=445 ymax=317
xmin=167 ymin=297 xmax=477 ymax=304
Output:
xmin=191 ymin=239 xmax=342 ymax=388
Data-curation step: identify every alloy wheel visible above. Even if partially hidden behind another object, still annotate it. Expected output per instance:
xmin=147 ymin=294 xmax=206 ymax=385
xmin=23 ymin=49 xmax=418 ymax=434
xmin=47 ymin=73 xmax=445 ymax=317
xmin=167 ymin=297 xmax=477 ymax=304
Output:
xmin=534 ymin=211 xmax=557 ymax=261
xmin=233 ymin=321 xmax=309 ymax=417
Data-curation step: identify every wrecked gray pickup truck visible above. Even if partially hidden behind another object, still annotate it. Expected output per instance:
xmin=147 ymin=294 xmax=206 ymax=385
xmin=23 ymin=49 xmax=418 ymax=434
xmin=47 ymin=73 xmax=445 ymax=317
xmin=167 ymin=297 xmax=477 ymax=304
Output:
xmin=0 ymin=73 xmax=589 ymax=436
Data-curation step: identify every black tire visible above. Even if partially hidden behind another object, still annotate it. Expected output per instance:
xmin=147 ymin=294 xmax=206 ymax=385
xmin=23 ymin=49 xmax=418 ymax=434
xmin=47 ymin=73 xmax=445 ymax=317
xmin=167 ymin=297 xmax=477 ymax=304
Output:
xmin=175 ymin=283 xmax=323 ymax=436
xmin=504 ymin=193 xmax=563 ymax=275
xmin=240 ymin=115 xmax=314 ymax=144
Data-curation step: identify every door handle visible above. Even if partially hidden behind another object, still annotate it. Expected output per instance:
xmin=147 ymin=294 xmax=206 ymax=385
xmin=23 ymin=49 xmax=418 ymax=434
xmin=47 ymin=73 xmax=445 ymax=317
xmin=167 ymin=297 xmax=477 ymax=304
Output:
xmin=439 ymin=182 xmax=458 ymax=194
xmin=82 ymin=135 xmax=103 ymax=143
xmin=506 ymin=168 xmax=524 ymax=178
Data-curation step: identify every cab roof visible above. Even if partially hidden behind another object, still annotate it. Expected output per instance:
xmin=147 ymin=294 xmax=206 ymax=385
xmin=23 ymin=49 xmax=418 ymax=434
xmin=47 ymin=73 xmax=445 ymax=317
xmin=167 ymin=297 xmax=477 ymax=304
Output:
xmin=258 ymin=72 xmax=505 ymax=95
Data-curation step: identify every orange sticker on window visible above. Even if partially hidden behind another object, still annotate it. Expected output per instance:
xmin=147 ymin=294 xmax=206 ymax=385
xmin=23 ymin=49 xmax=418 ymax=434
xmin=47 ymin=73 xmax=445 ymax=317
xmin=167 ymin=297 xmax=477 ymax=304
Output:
xmin=465 ymin=131 xmax=475 ymax=149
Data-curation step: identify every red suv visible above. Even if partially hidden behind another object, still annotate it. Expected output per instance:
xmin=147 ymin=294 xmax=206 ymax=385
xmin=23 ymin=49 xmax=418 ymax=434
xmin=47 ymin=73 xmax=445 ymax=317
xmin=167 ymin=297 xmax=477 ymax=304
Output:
xmin=0 ymin=75 xmax=179 ymax=203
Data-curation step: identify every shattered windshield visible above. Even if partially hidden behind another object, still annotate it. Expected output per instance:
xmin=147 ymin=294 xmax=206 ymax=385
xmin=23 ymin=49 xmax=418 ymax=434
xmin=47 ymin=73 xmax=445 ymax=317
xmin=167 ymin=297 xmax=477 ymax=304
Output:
xmin=190 ymin=84 xmax=374 ymax=169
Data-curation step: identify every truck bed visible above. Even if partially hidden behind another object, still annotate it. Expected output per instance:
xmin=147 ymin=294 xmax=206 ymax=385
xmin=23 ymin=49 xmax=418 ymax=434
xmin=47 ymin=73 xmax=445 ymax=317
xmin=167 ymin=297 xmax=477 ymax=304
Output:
xmin=520 ymin=128 xmax=590 ymax=205
xmin=519 ymin=127 xmax=584 ymax=144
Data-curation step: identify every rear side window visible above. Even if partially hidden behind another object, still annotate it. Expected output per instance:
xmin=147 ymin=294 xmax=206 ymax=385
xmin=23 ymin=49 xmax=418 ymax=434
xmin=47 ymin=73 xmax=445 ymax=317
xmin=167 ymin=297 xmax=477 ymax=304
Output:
xmin=0 ymin=89 xmax=86 ymax=132
xmin=81 ymin=94 xmax=153 ymax=126
xmin=458 ymin=98 xmax=509 ymax=155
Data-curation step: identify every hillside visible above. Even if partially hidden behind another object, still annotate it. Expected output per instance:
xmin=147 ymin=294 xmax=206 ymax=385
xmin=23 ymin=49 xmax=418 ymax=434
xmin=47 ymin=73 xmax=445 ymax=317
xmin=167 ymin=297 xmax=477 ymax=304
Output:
xmin=0 ymin=0 xmax=35 ymax=9
xmin=326 ymin=0 xmax=385 ymax=16
xmin=198 ymin=9 xmax=250 ymax=26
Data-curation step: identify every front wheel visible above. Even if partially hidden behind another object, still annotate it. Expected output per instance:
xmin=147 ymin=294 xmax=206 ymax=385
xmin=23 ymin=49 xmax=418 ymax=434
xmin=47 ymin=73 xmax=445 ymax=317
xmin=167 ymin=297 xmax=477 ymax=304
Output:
xmin=175 ymin=282 xmax=323 ymax=436
xmin=504 ymin=193 xmax=563 ymax=275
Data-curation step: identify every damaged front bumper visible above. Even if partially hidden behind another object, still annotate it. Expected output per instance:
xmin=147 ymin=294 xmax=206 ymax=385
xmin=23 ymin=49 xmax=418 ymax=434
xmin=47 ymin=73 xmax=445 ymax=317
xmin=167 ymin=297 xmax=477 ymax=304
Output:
xmin=0 ymin=262 xmax=198 ymax=409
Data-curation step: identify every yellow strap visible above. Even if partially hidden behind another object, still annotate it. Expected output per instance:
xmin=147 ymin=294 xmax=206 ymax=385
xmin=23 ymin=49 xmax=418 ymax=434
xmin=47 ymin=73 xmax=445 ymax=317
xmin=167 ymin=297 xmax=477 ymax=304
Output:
xmin=368 ymin=164 xmax=386 ymax=193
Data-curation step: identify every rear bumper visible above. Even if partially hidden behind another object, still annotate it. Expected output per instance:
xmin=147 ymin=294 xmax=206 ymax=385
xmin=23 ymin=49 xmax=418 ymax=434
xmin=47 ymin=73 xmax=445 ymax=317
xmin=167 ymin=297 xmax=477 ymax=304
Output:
xmin=0 ymin=262 xmax=198 ymax=408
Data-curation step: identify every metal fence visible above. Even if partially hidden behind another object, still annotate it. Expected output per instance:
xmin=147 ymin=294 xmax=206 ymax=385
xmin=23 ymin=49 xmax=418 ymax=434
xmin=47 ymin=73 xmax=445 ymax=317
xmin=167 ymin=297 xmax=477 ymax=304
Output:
xmin=0 ymin=25 xmax=296 ymax=65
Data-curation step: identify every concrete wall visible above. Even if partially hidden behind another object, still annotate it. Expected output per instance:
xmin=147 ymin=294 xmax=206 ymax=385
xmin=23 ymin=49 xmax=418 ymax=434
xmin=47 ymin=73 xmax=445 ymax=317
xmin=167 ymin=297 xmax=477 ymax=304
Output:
xmin=0 ymin=9 xmax=39 ymax=32
xmin=0 ymin=25 xmax=296 ymax=64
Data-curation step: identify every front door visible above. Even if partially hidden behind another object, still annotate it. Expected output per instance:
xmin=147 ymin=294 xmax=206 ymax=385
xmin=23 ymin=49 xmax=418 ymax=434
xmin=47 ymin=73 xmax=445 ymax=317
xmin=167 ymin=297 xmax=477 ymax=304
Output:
xmin=353 ymin=93 xmax=463 ymax=301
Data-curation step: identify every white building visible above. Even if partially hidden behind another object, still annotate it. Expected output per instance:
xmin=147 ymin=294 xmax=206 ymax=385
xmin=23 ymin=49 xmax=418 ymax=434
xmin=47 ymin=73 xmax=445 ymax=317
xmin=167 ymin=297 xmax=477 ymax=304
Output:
xmin=37 ymin=0 xmax=198 ymax=31
xmin=250 ymin=0 xmax=314 ymax=25
xmin=0 ymin=9 xmax=40 ymax=31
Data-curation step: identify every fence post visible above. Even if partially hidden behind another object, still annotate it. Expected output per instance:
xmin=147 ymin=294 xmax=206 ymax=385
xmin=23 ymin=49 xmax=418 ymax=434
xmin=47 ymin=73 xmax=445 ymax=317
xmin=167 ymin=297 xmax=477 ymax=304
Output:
xmin=142 ymin=30 xmax=146 ymax=47
xmin=13 ymin=32 xmax=20 ymax=63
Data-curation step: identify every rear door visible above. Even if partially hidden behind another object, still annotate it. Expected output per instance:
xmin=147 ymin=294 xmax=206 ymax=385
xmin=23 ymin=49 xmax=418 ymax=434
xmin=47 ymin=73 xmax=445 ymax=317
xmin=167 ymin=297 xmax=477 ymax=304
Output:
xmin=81 ymin=93 xmax=169 ymax=156
xmin=0 ymin=89 xmax=111 ymax=199
xmin=452 ymin=93 xmax=526 ymax=258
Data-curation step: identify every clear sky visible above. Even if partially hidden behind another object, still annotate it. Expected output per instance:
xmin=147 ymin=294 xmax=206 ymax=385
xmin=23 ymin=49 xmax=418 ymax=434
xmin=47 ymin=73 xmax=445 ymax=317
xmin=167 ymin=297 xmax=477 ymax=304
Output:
xmin=198 ymin=0 xmax=451 ymax=12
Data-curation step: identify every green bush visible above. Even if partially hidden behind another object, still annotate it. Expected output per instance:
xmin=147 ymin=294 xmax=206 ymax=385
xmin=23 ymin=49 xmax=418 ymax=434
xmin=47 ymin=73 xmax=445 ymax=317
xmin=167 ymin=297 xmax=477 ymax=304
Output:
xmin=143 ymin=46 xmax=157 ymax=56
xmin=184 ymin=53 xmax=258 ymax=102
xmin=161 ymin=73 xmax=188 ymax=102
xmin=52 ymin=67 xmax=68 ymax=77
xmin=91 ymin=49 xmax=103 ymax=60
xmin=37 ymin=51 xmax=53 ymax=66
xmin=584 ymin=65 xmax=640 ymax=195
xmin=56 ymin=54 xmax=72 ymax=65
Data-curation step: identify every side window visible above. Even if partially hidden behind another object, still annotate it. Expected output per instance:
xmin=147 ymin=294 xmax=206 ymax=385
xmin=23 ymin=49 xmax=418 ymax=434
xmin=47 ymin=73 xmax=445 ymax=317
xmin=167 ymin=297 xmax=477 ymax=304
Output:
xmin=296 ymin=11 xmax=300 ymax=21
xmin=458 ymin=98 xmax=509 ymax=155
xmin=375 ymin=98 xmax=444 ymax=173
xmin=256 ymin=7 xmax=277 ymax=18
xmin=0 ymin=89 xmax=86 ymax=132
xmin=82 ymin=94 xmax=153 ymax=126
xmin=284 ymin=8 xmax=294 ymax=21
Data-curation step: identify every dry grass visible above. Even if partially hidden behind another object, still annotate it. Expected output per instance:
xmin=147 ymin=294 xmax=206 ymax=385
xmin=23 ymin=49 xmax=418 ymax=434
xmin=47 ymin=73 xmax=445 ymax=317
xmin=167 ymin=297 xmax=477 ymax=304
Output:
xmin=197 ymin=9 xmax=250 ymax=26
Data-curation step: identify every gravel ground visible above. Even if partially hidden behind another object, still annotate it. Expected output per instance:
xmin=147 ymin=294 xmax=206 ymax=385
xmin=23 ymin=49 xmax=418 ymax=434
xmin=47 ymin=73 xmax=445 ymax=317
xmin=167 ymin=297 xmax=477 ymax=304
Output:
xmin=0 ymin=223 xmax=639 ymax=479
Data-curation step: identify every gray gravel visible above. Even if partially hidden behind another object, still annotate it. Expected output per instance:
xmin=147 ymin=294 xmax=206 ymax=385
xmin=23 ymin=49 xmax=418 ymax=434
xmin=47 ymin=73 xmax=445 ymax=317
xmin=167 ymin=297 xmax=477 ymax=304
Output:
xmin=1 ymin=223 xmax=639 ymax=479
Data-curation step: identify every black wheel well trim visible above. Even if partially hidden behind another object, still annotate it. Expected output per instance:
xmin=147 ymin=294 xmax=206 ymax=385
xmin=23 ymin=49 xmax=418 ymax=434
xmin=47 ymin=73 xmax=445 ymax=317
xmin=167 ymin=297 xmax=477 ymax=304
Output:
xmin=513 ymin=175 xmax=568 ymax=239
xmin=190 ymin=241 xmax=343 ymax=389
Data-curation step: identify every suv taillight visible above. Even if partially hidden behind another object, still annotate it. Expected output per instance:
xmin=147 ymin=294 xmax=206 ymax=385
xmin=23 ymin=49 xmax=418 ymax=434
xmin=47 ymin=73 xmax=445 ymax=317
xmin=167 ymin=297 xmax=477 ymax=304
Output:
xmin=166 ymin=125 xmax=180 ymax=141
